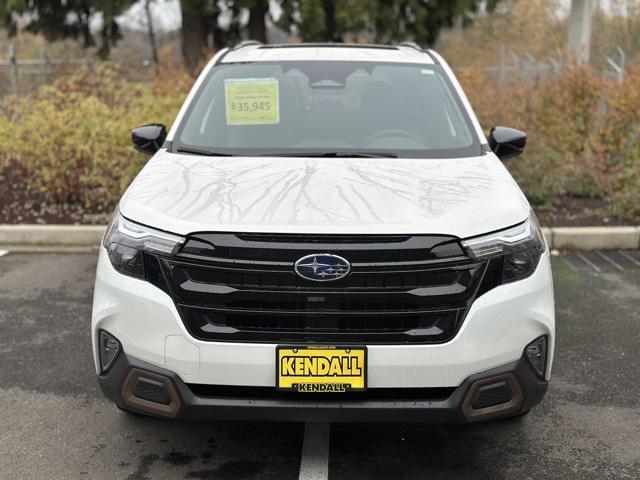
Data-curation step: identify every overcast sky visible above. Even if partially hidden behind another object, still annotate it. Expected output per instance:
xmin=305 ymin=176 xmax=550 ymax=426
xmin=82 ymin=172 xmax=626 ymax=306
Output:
xmin=118 ymin=0 xmax=182 ymax=32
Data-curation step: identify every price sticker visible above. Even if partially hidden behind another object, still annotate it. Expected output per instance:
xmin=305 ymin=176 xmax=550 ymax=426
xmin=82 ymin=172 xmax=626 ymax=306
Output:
xmin=225 ymin=78 xmax=280 ymax=126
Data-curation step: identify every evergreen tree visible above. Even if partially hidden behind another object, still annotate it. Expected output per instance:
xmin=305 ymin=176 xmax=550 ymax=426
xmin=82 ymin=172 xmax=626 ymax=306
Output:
xmin=366 ymin=0 xmax=502 ymax=46
xmin=277 ymin=0 xmax=501 ymax=45
xmin=1 ymin=0 xmax=135 ymax=58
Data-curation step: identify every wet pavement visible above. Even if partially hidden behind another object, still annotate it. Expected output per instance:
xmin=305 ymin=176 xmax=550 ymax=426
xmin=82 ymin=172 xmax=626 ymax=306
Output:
xmin=0 ymin=252 xmax=639 ymax=479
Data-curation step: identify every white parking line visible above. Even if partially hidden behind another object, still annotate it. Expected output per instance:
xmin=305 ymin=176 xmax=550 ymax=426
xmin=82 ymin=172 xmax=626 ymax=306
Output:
xmin=619 ymin=250 xmax=640 ymax=267
xmin=563 ymin=257 xmax=579 ymax=272
xmin=299 ymin=422 xmax=330 ymax=480
xmin=596 ymin=251 xmax=624 ymax=271
xmin=577 ymin=253 xmax=601 ymax=273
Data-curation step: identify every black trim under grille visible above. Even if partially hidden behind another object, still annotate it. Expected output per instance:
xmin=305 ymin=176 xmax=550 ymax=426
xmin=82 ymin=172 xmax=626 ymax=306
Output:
xmin=146 ymin=233 xmax=503 ymax=344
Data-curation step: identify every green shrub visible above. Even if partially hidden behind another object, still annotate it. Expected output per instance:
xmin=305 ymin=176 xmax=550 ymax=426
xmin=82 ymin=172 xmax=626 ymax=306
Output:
xmin=459 ymin=64 xmax=640 ymax=220
xmin=610 ymin=167 xmax=640 ymax=220
xmin=0 ymin=64 xmax=188 ymax=211
xmin=1 ymin=60 xmax=639 ymax=223
xmin=504 ymin=147 xmax=562 ymax=208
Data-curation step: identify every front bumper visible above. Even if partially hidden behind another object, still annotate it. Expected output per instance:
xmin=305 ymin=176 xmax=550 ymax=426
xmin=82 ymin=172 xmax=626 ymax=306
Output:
xmin=99 ymin=351 xmax=547 ymax=423
xmin=92 ymin=248 xmax=555 ymax=389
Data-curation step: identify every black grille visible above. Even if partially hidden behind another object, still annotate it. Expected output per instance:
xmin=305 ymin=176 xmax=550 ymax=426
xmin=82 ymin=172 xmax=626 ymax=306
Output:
xmin=235 ymin=233 xmax=413 ymax=244
xmin=472 ymin=381 xmax=513 ymax=409
xmin=146 ymin=233 xmax=503 ymax=344
xmin=132 ymin=378 xmax=171 ymax=405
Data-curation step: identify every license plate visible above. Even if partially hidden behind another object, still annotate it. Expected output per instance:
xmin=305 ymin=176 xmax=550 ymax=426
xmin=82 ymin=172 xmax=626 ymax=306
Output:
xmin=276 ymin=346 xmax=367 ymax=392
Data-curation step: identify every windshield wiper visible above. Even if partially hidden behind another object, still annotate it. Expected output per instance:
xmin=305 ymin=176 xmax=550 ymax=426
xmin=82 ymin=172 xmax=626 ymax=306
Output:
xmin=176 ymin=147 xmax=235 ymax=157
xmin=265 ymin=152 xmax=398 ymax=158
xmin=176 ymin=147 xmax=398 ymax=158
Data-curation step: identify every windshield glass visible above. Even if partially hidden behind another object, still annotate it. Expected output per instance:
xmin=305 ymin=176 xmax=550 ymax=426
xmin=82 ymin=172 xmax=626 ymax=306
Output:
xmin=174 ymin=61 xmax=481 ymax=158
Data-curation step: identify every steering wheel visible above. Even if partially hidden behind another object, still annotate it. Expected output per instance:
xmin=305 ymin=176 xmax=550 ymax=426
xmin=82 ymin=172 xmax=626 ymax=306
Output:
xmin=363 ymin=129 xmax=424 ymax=147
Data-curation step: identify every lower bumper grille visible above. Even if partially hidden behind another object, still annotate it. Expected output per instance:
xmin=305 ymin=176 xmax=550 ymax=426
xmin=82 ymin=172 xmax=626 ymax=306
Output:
xmin=181 ymin=306 xmax=464 ymax=343
xmin=146 ymin=233 xmax=502 ymax=344
xmin=187 ymin=384 xmax=457 ymax=401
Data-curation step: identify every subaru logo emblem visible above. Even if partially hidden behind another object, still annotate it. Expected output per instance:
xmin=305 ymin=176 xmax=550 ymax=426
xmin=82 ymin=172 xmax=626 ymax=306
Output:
xmin=294 ymin=254 xmax=351 ymax=282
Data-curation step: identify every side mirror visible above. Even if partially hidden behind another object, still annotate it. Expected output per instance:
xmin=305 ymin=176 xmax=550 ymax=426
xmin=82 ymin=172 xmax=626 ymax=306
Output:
xmin=131 ymin=124 xmax=167 ymax=156
xmin=488 ymin=126 xmax=526 ymax=160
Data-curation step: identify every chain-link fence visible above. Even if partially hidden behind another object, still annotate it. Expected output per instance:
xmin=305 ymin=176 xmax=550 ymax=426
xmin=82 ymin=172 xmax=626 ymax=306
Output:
xmin=0 ymin=44 xmax=89 ymax=96
xmin=453 ymin=45 xmax=627 ymax=84
xmin=1 ymin=42 xmax=630 ymax=99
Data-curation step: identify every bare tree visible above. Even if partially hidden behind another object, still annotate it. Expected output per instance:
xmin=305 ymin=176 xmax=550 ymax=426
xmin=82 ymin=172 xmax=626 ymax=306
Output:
xmin=248 ymin=0 xmax=268 ymax=43
xmin=144 ymin=0 xmax=160 ymax=64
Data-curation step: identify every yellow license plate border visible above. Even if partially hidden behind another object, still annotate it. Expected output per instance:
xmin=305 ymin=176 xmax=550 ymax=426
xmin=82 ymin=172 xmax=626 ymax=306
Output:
xmin=275 ymin=345 xmax=368 ymax=392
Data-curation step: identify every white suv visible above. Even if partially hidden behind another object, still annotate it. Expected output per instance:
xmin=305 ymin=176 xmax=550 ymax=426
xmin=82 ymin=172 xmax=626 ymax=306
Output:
xmin=92 ymin=42 xmax=554 ymax=422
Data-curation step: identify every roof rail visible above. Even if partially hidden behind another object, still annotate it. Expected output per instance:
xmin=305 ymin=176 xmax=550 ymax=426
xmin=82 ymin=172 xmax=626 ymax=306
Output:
xmin=397 ymin=42 xmax=424 ymax=52
xmin=258 ymin=43 xmax=398 ymax=51
xmin=215 ymin=40 xmax=262 ymax=65
xmin=233 ymin=40 xmax=263 ymax=50
xmin=398 ymin=42 xmax=440 ymax=64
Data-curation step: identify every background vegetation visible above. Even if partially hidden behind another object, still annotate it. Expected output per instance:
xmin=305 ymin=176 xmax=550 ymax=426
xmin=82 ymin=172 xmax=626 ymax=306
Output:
xmin=2 ymin=0 xmax=501 ymax=71
xmin=0 ymin=0 xmax=639 ymax=224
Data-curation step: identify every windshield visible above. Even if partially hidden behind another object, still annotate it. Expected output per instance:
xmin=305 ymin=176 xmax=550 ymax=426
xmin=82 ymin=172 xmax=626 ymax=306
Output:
xmin=173 ymin=61 xmax=481 ymax=158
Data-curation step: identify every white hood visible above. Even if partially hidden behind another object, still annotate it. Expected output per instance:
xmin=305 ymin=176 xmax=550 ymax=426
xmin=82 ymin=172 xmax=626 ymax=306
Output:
xmin=119 ymin=151 xmax=530 ymax=238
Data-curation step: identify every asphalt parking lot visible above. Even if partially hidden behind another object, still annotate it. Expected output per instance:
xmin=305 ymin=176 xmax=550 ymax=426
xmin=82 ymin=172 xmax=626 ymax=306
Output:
xmin=1 ymin=251 xmax=639 ymax=479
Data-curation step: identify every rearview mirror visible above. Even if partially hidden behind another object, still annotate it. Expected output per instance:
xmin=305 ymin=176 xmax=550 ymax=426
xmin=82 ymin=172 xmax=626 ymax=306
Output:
xmin=488 ymin=126 xmax=526 ymax=160
xmin=131 ymin=124 xmax=167 ymax=156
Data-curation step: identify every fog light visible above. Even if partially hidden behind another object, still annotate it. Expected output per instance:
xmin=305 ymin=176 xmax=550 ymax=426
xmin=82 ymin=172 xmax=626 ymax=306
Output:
xmin=525 ymin=336 xmax=547 ymax=378
xmin=99 ymin=330 xmax=121 ymax=373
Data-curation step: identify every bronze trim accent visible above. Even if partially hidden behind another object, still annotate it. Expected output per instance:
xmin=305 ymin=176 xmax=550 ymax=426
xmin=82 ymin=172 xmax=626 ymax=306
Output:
xmin=121 ymin=368 xmax=181 ymax=417
xmin=461 ymin=373 xmax=523 ymax=421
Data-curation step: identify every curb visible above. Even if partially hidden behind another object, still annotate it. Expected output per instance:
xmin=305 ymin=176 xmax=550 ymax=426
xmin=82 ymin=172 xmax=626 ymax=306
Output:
xmin=551 ymin=226 xmax=640 ymax=251
xmin=0 ymin=225 xmax=639 ymax=252
xmin=0 ymin=225 xmax=105 ymax=251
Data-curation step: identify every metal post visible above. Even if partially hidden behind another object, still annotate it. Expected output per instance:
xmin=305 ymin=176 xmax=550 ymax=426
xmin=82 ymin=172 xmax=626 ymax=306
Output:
xmin=617 ymin=46 xmax=626 ymax=83
xmin=498 ymin=44 xmax=506 ymax=85
xmin=509 ymin=50 xmax=520 ymax=80
xmin=9 ymin=43 xmax=19 ymax=95
xmin=606 ymin=46 xmax=626 ymax=84
xmin=40 ymin=47 xmax=50 ymax=84
xmin=548 ymin=54 xmax=561 ymax=75
xmin=525 ymin=52 xmax=537 ymax=82
xmin=568 ymin=0 xmax=594 ymax=64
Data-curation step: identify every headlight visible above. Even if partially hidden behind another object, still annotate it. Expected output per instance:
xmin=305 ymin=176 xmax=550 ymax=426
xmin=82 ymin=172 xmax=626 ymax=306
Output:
xmin=462 ymin=211 xmax=545 ymax=284
xmin=103 ymin=211 xmax=185 ymax=279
